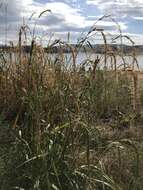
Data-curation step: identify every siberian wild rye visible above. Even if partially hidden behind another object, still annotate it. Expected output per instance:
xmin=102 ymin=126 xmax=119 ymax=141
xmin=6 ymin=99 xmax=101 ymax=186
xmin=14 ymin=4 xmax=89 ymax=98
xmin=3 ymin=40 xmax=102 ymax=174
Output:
xmin=0 ymin=13 xmax=143 ymax=190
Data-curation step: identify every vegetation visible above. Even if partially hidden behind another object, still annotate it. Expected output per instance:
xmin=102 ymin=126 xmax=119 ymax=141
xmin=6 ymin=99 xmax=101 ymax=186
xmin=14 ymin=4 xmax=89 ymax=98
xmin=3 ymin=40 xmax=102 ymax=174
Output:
xmin=0 ymin=15 xmax=143 ymax=190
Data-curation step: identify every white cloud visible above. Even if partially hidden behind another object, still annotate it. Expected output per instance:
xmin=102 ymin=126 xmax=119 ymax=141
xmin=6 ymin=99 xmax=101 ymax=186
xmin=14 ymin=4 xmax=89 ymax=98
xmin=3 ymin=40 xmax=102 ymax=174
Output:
xmin=133 ymin=17 xmax=143 ymax=20
xmin=87 ymin=0 xmax=143 ymax=18
xmin=0 ymin=0 xmax=141 ymax=45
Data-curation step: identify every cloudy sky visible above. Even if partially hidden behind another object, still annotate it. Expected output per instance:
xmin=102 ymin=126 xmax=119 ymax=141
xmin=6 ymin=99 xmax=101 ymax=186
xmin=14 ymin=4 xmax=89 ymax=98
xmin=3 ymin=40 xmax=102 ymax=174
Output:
xmin=0 ymin=0 xmax=143 ymax=45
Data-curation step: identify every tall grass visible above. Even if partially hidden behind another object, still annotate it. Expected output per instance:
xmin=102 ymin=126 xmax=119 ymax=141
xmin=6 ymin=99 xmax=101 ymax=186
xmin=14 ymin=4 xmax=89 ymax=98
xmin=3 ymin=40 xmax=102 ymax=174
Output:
xmin=0 ymin=15 xmax=143 ymax=190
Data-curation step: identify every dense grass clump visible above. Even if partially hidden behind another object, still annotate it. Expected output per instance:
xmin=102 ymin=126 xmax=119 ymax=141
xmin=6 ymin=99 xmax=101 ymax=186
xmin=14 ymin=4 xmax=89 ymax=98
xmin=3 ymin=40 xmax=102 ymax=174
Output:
xmin=0 ymin=17 xmax=143 ymax=190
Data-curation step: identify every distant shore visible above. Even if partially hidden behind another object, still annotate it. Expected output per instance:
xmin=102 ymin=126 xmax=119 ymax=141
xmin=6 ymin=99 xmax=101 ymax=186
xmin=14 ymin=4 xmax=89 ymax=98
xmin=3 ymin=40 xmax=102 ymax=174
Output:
xmin=0 ymin=44 xmax=143 ymax=55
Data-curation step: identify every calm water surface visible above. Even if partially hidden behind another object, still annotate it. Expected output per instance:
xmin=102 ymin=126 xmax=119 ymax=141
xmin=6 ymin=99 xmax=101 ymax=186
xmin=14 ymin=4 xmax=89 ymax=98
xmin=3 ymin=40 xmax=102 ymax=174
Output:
xmin=47 ymin=52 xmax=143 ymax=70
xmin=2 ymin=52 xmax=143 ymax=70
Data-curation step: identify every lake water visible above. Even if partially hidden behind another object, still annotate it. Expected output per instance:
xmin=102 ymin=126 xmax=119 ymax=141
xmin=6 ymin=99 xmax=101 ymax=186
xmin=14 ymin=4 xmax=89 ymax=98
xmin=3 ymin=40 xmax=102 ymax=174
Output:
xmin=47 ymin=52 xmax=143 ymax=70
xmin=1 ymin=52 xmax=143 ymax=70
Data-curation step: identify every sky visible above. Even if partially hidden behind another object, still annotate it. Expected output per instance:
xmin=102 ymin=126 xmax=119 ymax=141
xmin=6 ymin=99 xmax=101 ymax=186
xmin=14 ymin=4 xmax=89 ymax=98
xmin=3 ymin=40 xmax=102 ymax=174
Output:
xmin=0 ymin=0 xmax=143 ymax=45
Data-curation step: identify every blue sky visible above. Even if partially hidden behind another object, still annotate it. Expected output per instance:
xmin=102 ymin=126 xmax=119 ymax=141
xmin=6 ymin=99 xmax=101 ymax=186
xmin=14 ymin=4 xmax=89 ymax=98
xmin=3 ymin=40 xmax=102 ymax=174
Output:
xmin=0 ymin=0 xmax=143 ymax=45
